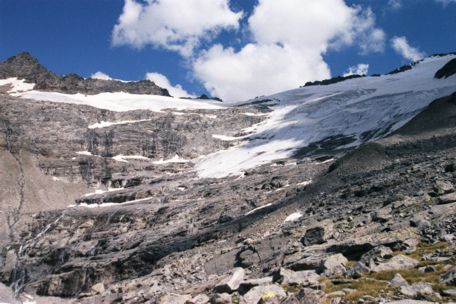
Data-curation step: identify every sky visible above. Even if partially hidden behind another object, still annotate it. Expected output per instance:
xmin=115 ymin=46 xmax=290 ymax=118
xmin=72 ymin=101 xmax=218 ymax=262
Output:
xmin=0 ymin=0 xmax=455 ymax=102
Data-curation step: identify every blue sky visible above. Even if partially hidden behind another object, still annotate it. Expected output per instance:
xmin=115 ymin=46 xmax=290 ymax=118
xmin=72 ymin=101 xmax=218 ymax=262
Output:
xmin=0 ymin=0 xmax=455 ymax=101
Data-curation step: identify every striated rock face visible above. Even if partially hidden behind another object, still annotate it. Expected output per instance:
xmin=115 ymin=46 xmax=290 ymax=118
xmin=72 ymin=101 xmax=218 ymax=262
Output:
xmin=0 ymin=52 xmax=170 ymax=96
xmin=0 ymin=53 xmax=456 ymax=304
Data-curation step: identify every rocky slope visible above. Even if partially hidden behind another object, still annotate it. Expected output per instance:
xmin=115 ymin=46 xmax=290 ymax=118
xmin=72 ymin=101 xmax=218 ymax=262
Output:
xmin=0 ymin=53 xmax=455 ymax=304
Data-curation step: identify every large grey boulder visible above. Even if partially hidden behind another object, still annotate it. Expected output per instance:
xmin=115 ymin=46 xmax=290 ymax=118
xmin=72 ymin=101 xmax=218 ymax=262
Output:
xmin=390 ymin=273 xmax=409 ymax=287
xmin=277 ymin=268 xmax=320 ymax=287
xmin=372 ymin=255 xmax=419 ymax=272
xmin=243 ymin=284 xmax=286 ymax=304
xmin=214 ymin=268 xmax=245 ymax=293
xmin=400 ymin=283 xmax=433 ymax=298
xmin=434 ymin=180 xmax=454 ymax=195
xmin=359 ymin=246 xmax=393 ymax=265
xmin=300 ymin=221 xmax=334 ymax=246
xmin=160 ymin=293 xmax=192 ymax=304
xmin=319 ymin=254 xmax=348 ymax=276
xmin=438 ymin=192 xmax=456 ymax=204
xmin=239 ymin=277 xmax=274 ymax=291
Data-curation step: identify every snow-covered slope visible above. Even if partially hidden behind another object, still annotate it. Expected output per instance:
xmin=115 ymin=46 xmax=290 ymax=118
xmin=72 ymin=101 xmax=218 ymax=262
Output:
xmin=0 ymin=77 xmax=223 ymax=112
xmin=196 ymin=55 xmax=456 ymax=178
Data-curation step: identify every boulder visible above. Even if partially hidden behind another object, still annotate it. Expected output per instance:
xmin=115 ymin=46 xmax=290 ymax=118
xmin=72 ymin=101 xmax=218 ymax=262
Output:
xmin=0 ymin=250 xmax=17 ymax=283
xmin=390 ymin=273 xmax=409 ymax=287
xmin=243 ymin=284 xmax=286 ymax=304
xmin=441 ymin=288 xmax=456 ymax=298
xmin=191 ymin=294 xmax=210 ymax=304
xmin=372 ymin=206 xmax=393 ymax=223
xmin=160 ymin=293 xmax=192 ymax=304
xmin=239 ymin=277 xmax=274 ymax=292
xmin=91 ymin=282 xmax=106 ymax=295
xmin=214 ymin=268 xmax=245 ymax=293
xmin=277 ymin=268 xmax=320 ymax=287
xmin=434 ymin=180 xmax=454 ymax=195
xmin=440 ymin=266 xmax=456 ymax=286
xmin=400 ymin=283 xmax=433 ymax=298
xmin=359 ymin=246 xmax=393 ymax=265
xmin=438 ymin=192 xmax=456 ymax=204
xmin=319 ymin=254 xmax=348 ymax=277
xmin=301 ymin=221 xmax=334 ymax=246
xmin=281 ymin=288 xmax=327 ymax=304
xmin=372 ymin=255 xmax=419 ymax=272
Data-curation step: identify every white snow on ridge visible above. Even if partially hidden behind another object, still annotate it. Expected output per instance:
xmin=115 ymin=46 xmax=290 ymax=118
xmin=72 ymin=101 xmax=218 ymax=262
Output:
xmin=112 ymin=154 xmax=150 ymax=163
xmin=12 ymin=90 xmax=224 ymax=112
xmin=284 ymin=212 xmax=303 ymax=223
xmin=212 ymin=134 xmax=246 ymax=141
xmin=152 ymin=154 xmax=190 ymax=164
xmin=88 ymin=119 xmax=151 ymax=129
xmin=76 ymin=151 xmax=93 ymax=156
xmin=196 ymin=55 xmax=456 ymax=178
xmin=0 ymin=77 xmax=35 ymax=93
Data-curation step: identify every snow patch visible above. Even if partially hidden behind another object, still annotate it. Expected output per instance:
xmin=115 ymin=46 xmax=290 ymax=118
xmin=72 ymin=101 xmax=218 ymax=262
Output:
xmin=13 ymin=90 xmax=224 ymax=113
xmin=74 ymin=197 xmax=152 ymax=208
xmin=212 ymin=134 xmax=245 ymax=141
xmin=112 ymin=154 xmax=150 ymax=163
xmin=297 ymin=180 xmax=313 ymax=187
xmin=88 ymin=119 xmax=151 ymax=129
xmin=284 ymin=212 xmax=303 ymax=223
xmin=245 ymin=203 xmax=273 ymax=216
xmin=76 ymin=151 xmax=93 ymax=156
xmin=153 ymin=155 xmax=190 ymax=164
xmin=0 ymin=77 xmax=35 ymax=93
xmin=83 ymin=187 xmax=125 ymax=197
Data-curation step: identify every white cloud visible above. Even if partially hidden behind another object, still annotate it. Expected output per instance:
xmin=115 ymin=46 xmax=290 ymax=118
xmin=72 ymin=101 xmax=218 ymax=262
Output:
xmin=193 ymin=0 xmax=385 ymax=102
xmin=194 ymin=44 xmax=330 ymax=102
xmin=112 ymin=0 xmax=242 ymax=57
xmin=354 ymin=9 xmax=386 ymax=55
xmin=391 ymin=36 xmax=425 ymax=62
xmin=91 ymin=71 xmax=112 ymax=80
xmin=145 ymin=72 xmax=193 ymax=97
xmin=343 ymin=64 xmax=369 ymax=77
xmin=388 ymin=0 xmax=402 ymax=10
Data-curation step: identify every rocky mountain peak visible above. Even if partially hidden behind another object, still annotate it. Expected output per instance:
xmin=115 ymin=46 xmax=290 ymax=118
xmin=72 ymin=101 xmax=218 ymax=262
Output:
xmin=0 ymin=51 xmax=54 ymax=81
xmin=6 ymin=51 xmax=39 ymax=65
xmin=0 ymin=52 xmax=171 ymax=96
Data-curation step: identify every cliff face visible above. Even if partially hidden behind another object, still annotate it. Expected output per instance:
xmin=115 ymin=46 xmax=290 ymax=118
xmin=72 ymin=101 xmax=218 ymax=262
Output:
xmin=0 ymin=53 xmax=456 ymax=304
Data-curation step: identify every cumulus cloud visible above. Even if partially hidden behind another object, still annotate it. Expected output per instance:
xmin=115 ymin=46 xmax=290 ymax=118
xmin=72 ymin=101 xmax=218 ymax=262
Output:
xmin=112 ymin=0 xmax=242 ymax=57
xmin=91 ymin=71 xmax=112 ymax=80
xmin=194 ymin=44 xmax=330 ymax=102
xmin=146 ymin=72 xmax=193 ymax=97
xmin=343 ymin=64 xmax=369 ymax=77
xmin=193 ymin=0 xmax=385 ymax=101
xmin=391 ymin=36 xmax=425 ymax=62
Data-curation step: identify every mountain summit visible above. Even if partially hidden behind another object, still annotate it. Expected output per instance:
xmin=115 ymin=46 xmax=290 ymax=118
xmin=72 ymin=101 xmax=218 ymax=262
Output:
xmin=0 ymin=52 xmax=171 ymax=96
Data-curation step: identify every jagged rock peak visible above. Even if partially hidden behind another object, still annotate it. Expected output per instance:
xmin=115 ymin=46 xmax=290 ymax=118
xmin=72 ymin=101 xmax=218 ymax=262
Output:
xmin=0 ymin=51 xmax=54 ymax=81
xmin=5 ymin=51 xmax=39 ymax=65
xmin=0 ymin=51 xmax=171 ymax=96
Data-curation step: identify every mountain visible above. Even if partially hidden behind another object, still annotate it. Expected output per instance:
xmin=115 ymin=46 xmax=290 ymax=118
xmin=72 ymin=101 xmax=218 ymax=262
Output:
xmin=0 ymin=52 xmax=456 ymax=304
xmin=0 ymin=52 xmax=170 ymax=96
